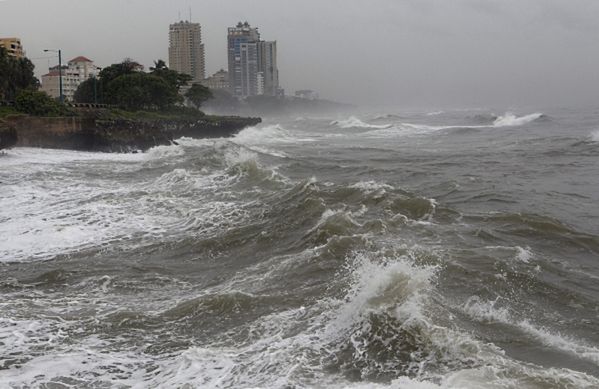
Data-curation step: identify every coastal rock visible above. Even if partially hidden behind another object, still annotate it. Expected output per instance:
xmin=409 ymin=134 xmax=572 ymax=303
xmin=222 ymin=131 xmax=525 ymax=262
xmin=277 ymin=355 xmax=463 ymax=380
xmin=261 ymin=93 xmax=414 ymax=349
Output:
xmin=5 ymin=114 xmax=261 ymax=152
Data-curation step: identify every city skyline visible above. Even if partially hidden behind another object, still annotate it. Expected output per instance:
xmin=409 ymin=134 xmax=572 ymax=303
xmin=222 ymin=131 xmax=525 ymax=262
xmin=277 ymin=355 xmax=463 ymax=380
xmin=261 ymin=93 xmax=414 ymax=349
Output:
xmin=1 ymin=0 xmax=598 ymax=107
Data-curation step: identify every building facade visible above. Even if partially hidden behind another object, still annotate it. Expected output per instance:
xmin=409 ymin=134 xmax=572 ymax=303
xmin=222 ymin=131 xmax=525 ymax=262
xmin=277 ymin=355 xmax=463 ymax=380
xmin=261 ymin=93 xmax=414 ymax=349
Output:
xmin=202 ymin=69 xmax=230 ymax=91
xmin=169 ymin=21 xmax=205 ymax=83
xmin=227 ymin=22 xmax=260 ymax=98
xmin=227 ymin=22 xmax=280 ymax=98
xmin=257 ymin=41 xmax=279 ymax=96
xmin=41 ymin=56 xmax=100 ymax=101
xmin=0 ymin=37 xmax=24 ymax=58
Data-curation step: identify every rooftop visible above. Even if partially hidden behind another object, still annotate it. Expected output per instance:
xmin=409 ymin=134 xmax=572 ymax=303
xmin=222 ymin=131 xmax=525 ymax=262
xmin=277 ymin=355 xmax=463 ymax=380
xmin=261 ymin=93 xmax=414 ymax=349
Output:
xmin=69 ymin=56 xmax=93 ymax=63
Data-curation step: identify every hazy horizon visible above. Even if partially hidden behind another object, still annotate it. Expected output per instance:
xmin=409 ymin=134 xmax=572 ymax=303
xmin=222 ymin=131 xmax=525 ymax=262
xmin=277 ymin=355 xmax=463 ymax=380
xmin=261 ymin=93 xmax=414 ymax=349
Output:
xmin=1 ymin=0 xmax=598 ymax=108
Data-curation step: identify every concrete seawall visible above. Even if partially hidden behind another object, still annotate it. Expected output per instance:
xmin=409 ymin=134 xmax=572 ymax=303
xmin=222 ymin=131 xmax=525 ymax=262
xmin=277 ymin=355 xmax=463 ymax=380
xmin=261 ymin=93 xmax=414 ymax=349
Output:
xmin=1 ymin=115 xmax=261 ymax=152
xmin=0 ymin=120 xmax=18 ymax=150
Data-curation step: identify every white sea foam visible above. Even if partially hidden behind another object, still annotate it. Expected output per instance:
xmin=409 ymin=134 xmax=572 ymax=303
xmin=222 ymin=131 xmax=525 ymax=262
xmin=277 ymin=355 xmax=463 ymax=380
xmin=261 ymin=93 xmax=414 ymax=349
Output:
xmin=332 ymin=116 xmax=393 ymax=129
xmin=362 ymin=112 xmax=544 ymax=139
xmin=349 ymin=180 xmax=394 ymax=196
xmin=4 ymin=248 xmax=599 ymax=388
xmin=514 ymin=246 xmax=533 ymax=263
xmin=462 ymin=296 xmax=599 ymax=366
xmin=493 ymin=112 xmax=544 ymax=127
xmin=234 ymin=124 xmax=314 ymax=144
xmin=0 ymin=146 xmax=258 ymax=263
xmin=589 ymin=129 xmax=599 ymax=142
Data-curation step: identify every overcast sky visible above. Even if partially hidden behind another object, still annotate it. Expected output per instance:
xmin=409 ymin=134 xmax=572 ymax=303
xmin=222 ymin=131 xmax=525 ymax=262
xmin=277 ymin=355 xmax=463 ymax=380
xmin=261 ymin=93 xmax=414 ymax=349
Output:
xmin=1 ymin=0 xmax=598 ymax=108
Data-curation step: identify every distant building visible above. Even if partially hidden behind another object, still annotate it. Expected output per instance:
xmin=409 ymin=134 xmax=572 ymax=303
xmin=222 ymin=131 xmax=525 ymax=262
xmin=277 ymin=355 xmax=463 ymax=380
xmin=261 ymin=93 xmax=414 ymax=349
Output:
xmin=0 ymin=37 xmax=24 ymax=58
xmin=41 ymin=56 xmax=100 ymax=101
xmin=295 ymin=90 xmax=319 ymax=100
xmin=257 ymin=41 xmax=279 ymax=96
xmin=169 ymin=21 xmax=205 ymax=83
xmin=202 ymin=69 xmax=230 ymax=91
xmin=227 ymin=22 xmax=280 ymax=98
xmin=228 ymin=22 xmax=260 ymax=98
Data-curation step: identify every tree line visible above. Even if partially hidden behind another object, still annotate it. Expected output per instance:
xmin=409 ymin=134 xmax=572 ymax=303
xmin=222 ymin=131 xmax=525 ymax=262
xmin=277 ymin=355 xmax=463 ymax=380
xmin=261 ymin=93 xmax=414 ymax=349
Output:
xmin=1 ymin=47 xmax=214 ymax=116
xmin=74 ymin=59 xmax=213 ymax=110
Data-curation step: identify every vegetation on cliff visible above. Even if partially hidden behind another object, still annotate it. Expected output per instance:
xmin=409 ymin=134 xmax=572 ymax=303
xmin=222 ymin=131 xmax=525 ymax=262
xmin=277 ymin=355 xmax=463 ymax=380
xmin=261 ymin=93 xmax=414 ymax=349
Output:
xmin=15 ymin=90 xmax=75 ymax=117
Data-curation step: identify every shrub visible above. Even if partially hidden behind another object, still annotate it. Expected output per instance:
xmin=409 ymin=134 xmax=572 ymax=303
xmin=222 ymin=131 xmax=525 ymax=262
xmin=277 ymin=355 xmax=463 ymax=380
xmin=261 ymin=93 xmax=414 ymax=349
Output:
xmin=15 ymin=89 xmax=73 ymax=116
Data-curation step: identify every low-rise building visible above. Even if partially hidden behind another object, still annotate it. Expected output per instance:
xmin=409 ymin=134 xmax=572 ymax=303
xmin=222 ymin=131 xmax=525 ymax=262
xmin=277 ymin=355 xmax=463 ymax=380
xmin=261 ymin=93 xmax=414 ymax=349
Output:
xmin=0 ymin=37 xmax=25 ymax=58
xmin=41 ymin=56 xmax=100 ymax=101
xmin=202 ymin=69 xmax=230 ymax=91
xmin=295 ymin=90 xmax=319 ymax=100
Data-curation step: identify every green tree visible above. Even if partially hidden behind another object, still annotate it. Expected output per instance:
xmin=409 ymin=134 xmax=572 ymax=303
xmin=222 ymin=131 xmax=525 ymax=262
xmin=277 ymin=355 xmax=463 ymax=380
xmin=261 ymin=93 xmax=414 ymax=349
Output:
xmin=150 ymin=59 xmax=192 ymax=92
xmin=104 ymin=73 xmax=178 ymax=110
xmin=73 ymin=76 xmax=101 ymax=104
xmin=203 ymin=89 xmax=240 ymax=113
xmin=0 ymin=47 xmax=39 ymax=101
xmin=14 ymin=89 xmax=72 ymax=116
xmin=185 ymin=84 xmax=213 ymax=109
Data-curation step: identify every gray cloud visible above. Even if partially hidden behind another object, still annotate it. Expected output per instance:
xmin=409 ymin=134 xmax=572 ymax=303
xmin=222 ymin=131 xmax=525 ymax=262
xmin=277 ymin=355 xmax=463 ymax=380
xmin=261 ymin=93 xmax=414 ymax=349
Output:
xmin=1 ymin=0 xmax=597 ymax=108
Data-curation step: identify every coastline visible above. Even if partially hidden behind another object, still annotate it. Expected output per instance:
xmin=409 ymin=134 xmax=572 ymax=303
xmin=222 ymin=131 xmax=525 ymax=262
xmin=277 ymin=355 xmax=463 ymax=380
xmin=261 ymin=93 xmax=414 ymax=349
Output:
xmin=0 ymin=110 xmax=260 ymax=152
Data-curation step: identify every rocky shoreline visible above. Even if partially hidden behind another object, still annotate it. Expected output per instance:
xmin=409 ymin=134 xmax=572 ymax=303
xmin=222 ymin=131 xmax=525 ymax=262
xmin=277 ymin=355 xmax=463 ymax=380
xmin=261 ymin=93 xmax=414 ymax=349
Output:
xmin=0 ymin=112 xmax=260 ymax=152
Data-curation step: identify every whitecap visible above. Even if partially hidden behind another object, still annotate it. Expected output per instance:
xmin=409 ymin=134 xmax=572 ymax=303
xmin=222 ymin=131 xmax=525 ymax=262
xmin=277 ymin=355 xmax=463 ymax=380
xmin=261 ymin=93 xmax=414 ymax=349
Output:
xmin=493 ymin=112 xmax=544 ymax=127
xmin=332 ymin=116 xmax=393 ymax=129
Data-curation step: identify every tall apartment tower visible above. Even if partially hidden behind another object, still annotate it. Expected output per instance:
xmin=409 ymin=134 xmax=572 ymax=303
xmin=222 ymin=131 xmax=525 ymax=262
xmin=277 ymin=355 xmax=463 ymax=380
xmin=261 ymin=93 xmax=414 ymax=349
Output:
xmin=227 ymin=22 xmax=260 ymax=98
xmin=169 ymin=21 xmax=205 ymax=83
xmin=227 ymin=22 xmax=280 ymax=98
xmin=258 ymin=41 xmax=279 ymax=96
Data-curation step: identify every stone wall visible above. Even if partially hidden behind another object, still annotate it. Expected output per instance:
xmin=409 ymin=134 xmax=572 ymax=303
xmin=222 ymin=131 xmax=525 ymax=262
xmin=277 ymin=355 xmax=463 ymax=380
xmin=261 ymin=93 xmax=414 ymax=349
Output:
xmin=1 ymin=115 xmax=261 ymax=152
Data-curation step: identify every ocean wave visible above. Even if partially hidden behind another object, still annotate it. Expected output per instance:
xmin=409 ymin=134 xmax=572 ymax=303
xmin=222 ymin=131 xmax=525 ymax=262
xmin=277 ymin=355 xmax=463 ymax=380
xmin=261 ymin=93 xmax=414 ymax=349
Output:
xmin=589 ymin=130 xmax=599 ymax=142
xmin=493 ymin=112 xmax=544 ymax=127
xmin=233 ymin=124 xmax=315 ymax=144
xmin=462 ymin=296 xmax=599 ymax=366
xmin=332 ymin=116 xmax=393 ymax=129
xmin=365 ymin=112 xmax=546 ymax=139
xmin=349 ymin=180 xmax=395 ymax=194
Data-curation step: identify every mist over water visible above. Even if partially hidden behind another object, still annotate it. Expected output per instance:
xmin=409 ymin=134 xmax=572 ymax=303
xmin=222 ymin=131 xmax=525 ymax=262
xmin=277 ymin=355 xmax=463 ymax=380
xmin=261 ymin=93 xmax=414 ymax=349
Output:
xmin=2 ymin=107 xmax=599 ymax=388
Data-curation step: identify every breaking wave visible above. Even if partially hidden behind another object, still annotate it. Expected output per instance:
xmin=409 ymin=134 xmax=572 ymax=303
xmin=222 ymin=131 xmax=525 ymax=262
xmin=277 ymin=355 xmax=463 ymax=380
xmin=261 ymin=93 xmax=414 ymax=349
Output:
xmin=332 ymin=116 xmax=393 ymax=129
xmin=493 ymin=112 xmax=544 ymax=127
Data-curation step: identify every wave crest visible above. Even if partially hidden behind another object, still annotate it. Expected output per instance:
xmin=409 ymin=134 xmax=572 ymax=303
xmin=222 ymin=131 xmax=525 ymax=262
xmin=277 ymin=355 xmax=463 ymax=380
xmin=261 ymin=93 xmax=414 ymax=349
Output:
xmin=332 ymin=116 xmax=393 ymax=129
xmin=493 ymin=112 xmax=544 ymax=127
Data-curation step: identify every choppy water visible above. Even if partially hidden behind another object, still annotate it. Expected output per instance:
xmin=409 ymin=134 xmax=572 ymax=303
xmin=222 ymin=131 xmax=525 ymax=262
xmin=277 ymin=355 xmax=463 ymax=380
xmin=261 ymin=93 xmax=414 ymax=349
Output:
xmin=1 ymin=107 xmax=599 ymax=388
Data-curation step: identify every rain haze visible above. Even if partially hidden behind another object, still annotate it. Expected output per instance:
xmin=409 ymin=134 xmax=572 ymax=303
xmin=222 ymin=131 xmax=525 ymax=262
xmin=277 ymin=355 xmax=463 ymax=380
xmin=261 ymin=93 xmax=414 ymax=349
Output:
xmin=1 ymin=0 xmax=598 ymax=108
xmin=4 ymin=1 xmax=599 ymax=388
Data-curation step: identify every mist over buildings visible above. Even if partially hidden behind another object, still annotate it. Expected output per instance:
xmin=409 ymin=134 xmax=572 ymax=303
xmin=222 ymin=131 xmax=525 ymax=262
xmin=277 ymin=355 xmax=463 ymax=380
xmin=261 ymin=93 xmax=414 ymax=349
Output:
xmin=1 ymin=0 xmax=598 ymax=108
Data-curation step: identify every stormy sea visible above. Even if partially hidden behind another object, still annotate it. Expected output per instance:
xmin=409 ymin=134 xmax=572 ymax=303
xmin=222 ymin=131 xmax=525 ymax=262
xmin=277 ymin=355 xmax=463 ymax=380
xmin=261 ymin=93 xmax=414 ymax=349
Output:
xmin=1 ymin=107 xmax=599 ymax=388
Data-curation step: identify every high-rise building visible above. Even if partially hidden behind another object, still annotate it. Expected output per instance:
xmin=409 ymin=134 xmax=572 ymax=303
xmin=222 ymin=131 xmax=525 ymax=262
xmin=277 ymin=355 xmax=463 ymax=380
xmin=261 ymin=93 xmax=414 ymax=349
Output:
xmin=227 ymin=22 xmax=280 ymax=98
xmin=169 ymin=21 xmax=205 ymax=83
xmin=257 ymin=41 xmax=279 ymax=96
xmin=227 ymin=22 xmax=261 ymax=98
xmin=0 ymin=37 xmax=24 ymax=58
